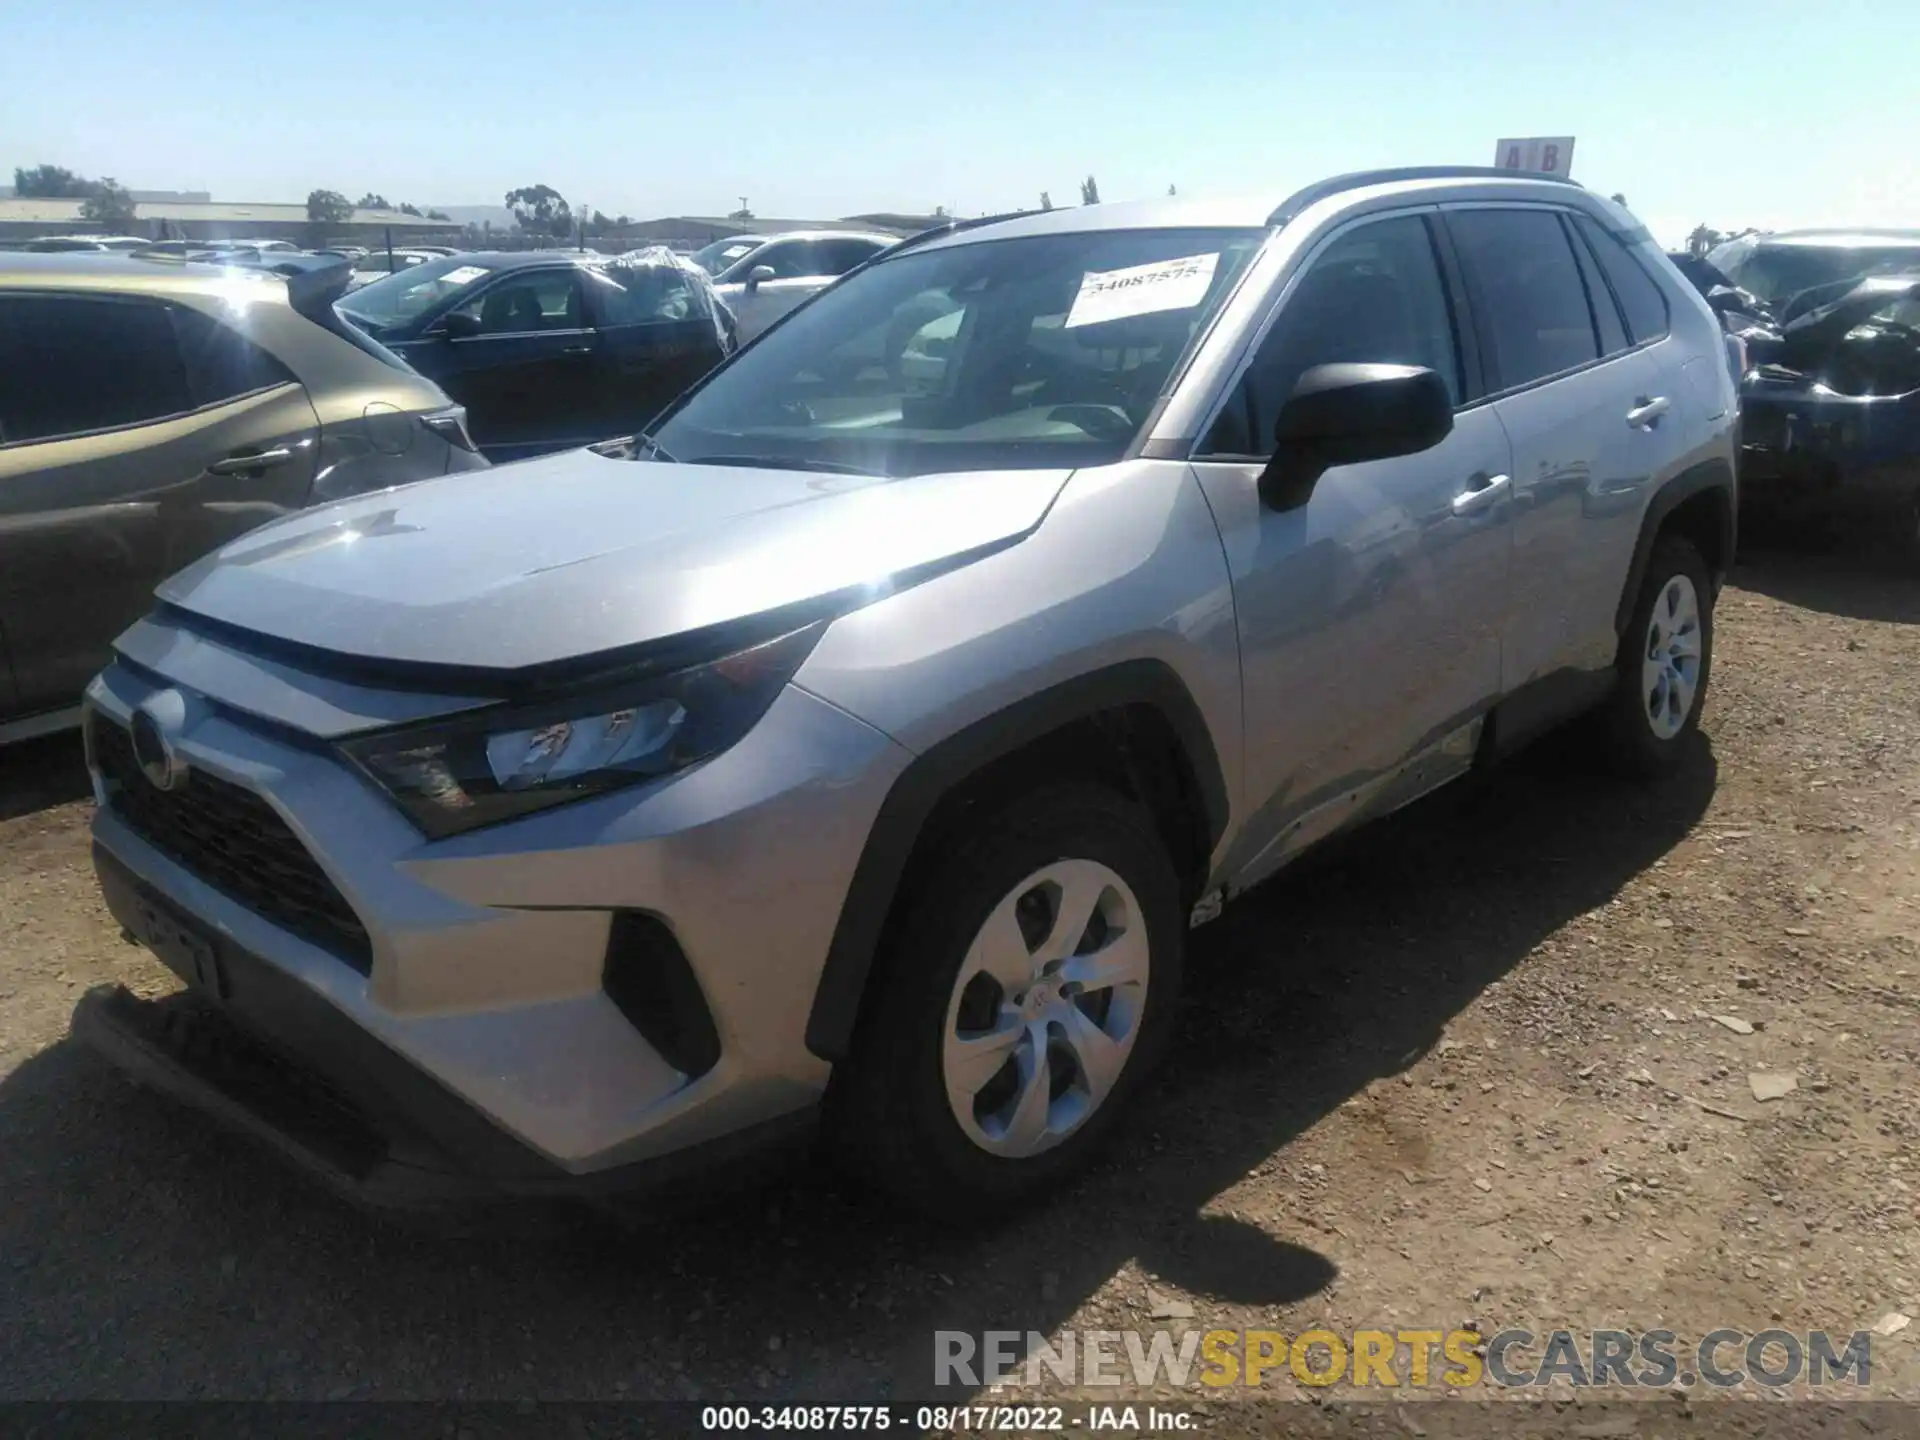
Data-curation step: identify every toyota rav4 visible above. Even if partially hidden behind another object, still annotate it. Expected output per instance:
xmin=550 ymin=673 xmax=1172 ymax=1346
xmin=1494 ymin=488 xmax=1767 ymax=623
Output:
xmin=77 ymin=168 xmax=1737 ymax=1219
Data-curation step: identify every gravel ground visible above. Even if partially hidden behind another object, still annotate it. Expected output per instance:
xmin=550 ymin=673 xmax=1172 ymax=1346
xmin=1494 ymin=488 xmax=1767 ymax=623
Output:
xmin=1 ymin=545 xmax=1915 ymax=1424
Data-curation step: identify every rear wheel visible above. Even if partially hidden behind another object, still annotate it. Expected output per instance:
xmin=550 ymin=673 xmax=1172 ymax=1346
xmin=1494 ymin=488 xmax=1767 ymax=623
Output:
xmin=828 ymin=785 xmax=1183 ymax=1219
xmin=1599 ymin=534 xmax=1714 ymax=778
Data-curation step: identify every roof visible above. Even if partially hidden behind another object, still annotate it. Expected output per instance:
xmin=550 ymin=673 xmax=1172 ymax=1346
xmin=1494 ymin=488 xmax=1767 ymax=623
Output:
xmin=1750 ymin=229 xmax=1920 ymax=249
xmin=0 ymin=249 xmax=299 ymax=299
xmin=905 ymin=175 xmax=1615 ymax=253
xmin=0 ymin=197 xmax=457 ymax=228
xmin=611 ymin=215 xmax=911 ymax=238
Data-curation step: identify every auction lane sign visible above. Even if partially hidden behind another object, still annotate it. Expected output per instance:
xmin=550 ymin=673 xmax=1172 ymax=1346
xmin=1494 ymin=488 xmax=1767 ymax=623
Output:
xmin=1494 ymin=136 xmax=1576 ymax=177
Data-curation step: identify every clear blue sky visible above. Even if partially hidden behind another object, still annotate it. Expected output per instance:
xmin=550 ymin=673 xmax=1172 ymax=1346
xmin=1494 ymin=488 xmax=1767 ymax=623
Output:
xmin=5 ymin=0 xmax=1917 ymax=246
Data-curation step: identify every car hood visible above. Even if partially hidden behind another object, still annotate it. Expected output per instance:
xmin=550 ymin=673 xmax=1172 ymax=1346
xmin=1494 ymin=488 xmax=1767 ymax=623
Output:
xmin=155 ymin=449 xmax=1070 ymax=674
xmin=1776 ymin=274 xmax=1920 ymax=353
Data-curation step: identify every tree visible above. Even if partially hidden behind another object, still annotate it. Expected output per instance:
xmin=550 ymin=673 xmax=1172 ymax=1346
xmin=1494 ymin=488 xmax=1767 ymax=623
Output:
xmin=79 ymin=177 xmax=137 ymax=229
xmin=306 ymin=189 xmax=352 ymax=225
xmin=1080 ymin=175 xmax=1101 ymax=206
xmin=506 ymin=183 xmax=572 ymax=238
xmin=1040 ymin=191 xmax=1053 ymax=211
xmin=1686 ymin=223 xmax=1725 ymax=258
xmin=14 ymin=164 xmax=89 ymax=197
xmin=356 ymin=192 xmax=390 ymax=210
xmin=398 ymin=202 xmax=422 ymax=217
xmin=1167 ymin=184 xmax=1177 ymax=197
xmin=933 ymin=204 xmax=949 ymax=218
xmin=1609 ymin=192 xmax=1629 ymax=207
xmin=425 ymin=209 xmax=451 ymax=222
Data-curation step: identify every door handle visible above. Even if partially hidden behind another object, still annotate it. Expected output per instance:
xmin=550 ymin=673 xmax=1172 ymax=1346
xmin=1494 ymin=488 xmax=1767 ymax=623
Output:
xmin=1626 ymin=395 xmax=1671 ymax=429
xmin=1451 ymin=472 xmax=1511 ymax=517
xmin=562 ymin=343 xmax=595 ymax=356
xmin=207 ymin=447 xmax=293 ymax=475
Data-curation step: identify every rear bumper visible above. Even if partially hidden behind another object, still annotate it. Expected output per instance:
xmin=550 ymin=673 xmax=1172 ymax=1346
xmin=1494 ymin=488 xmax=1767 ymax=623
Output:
xmin=82 ymin=847 xmax=816 ymax=1208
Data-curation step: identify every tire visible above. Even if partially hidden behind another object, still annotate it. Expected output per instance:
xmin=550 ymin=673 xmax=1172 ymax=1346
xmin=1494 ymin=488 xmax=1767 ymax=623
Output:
xmin=827 ymin=784 xmax=1184 ymax=1220
xmin=1599 ymin=534 xmax=1714 ymax=778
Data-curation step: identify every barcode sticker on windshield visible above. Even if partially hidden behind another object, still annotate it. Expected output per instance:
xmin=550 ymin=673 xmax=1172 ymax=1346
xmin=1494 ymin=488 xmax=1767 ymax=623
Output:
xmin=1065 ymin=252 xmax=1219 ymax=329
xmin=440 ymin=265 xmax=490 ymax=286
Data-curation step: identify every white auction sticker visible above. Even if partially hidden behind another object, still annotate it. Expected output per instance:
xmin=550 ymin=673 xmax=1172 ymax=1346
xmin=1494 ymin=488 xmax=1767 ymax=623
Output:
xmin=1065 ymin=251 xmax=1219 ymax=330
xmin=439 ymin=265 xmax=490 ymax=287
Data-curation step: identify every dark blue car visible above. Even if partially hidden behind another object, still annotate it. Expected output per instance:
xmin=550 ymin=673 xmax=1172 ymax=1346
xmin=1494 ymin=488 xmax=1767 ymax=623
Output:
xmin=335 ymin=250 xmax=734 ymax=462
xmin=1691 ymin=231 xmax=1920 ymax=551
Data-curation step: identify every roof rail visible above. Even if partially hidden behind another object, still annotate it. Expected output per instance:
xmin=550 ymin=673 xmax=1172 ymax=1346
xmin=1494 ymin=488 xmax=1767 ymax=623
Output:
xmin=1266 ymin=166 xmax=1584 ymax=227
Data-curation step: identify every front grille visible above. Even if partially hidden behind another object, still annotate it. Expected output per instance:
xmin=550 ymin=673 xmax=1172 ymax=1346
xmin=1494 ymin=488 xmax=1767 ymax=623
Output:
xmin=93 ymin=718 xmax=373 ymax=973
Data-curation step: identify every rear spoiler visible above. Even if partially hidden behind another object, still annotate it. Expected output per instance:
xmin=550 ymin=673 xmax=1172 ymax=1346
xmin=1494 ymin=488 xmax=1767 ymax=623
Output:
xmin=276 ymin=255 xmax=355 ymax=320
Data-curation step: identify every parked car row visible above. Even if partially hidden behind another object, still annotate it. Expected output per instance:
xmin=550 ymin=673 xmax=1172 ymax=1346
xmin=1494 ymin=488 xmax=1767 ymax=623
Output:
xmin=57 ymin=168 xmax=1741 ymax=1223
xmin=1673 ymin=228 xmax=1920 ymax=548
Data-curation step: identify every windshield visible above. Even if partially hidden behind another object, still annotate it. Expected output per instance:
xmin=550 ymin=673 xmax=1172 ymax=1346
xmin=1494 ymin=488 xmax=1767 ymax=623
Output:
xmin=689 ymin=238 xmax=762 ymax=275
xmin=336 ymin=255 xmax=494 ymax=331
xmin=1710 ymin=240 xmax=1920 ymax=304
xmin=651 ymin=227 xmax=1264 ymax=478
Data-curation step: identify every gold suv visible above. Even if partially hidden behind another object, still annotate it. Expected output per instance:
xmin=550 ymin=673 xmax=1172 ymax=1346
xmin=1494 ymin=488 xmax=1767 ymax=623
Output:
xmin=0 ymin=251 xmax=486 ymax=741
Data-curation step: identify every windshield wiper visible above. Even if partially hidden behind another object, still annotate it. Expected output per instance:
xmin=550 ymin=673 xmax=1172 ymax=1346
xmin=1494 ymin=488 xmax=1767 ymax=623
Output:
xmin=688 ymin=453 xmax=886 ymax=477
xmin=591 ymin=430 xmax=675 ymax=462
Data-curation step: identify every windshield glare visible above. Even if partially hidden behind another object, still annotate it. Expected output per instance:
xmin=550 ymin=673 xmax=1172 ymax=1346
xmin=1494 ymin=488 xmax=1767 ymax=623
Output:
xmin=1711 ymin=240 xmax=1920 ymax=305
xmin=336 ymin=255 xmax=492 ymax=330
xmin=652 ymin=227 xmax=1264 ymax=477
xmin=690 ymin=238 xmax=762 ymax=276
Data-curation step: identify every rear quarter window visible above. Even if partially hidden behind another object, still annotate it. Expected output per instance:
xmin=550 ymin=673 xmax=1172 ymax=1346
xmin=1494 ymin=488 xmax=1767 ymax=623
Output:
xmin=169 ymin=304 xmax=299 ymax=406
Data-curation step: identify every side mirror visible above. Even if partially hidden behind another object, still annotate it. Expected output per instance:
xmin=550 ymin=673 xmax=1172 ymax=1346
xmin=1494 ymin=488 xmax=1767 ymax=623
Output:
xmin=439 ymin=310 xmax=483 ymax=340
xmin=744 ymin=264 xmax=777 ymax=293
xmin=1259 ymin=363 xmax=1454 ymax=510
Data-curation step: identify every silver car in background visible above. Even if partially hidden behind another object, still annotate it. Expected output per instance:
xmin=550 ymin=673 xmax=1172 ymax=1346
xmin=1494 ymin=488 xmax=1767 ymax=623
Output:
xmin=77 ymin=168 xmax=1735 ymax=1219
xmin=698 ymin=230 xmax=897 ymax=342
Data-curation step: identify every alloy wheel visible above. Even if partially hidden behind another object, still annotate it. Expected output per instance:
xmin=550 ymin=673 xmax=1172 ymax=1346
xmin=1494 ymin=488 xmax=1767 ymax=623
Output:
xmin=1642 ymin=572 xmax=1703 ymax=741
xmin=940 ymin=859 xmax=1150 ymax=1159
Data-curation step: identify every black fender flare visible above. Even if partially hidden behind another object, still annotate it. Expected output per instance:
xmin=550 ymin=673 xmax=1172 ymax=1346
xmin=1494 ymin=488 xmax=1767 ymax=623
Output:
xmin=1613 ymin=457 xmax=1737 ymax=638
xmin=804 ymin=659 xmax=1228 ymax=1062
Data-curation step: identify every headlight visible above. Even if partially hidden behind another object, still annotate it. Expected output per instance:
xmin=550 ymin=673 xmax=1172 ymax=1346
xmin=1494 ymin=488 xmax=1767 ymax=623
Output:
xmin=340 ymin=622 xmax=824 ymax=838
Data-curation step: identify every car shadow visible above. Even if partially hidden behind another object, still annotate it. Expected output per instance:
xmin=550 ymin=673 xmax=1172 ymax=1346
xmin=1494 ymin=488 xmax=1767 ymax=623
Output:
xmin=1733 ymin=534 xmax=1920 ymax=625
xmin=0 ymin=731 xmax=92 ymax=823
xmin=0 ymin=730 xmax=1715 ymax=1401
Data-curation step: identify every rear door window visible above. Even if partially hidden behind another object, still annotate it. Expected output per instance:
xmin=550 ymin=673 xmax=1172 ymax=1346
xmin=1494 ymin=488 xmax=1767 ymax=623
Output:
xmin=1573 ymin=215 xmax=1672 ymax=344
xmin=590 ymin=263 xmax=699 ymax=325
xmin=1564 ymin=217 xmax=1630 ymax=356
xmin=1446 ymin=208 xmax=1600 ymax=390
xmin=0 ymin=294 xmax=191 ymax=443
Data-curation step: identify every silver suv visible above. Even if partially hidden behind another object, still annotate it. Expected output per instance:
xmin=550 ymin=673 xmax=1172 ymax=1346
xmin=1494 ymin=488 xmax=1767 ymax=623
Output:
xmin=77 ymin=168 xmax=1736 ymax=1218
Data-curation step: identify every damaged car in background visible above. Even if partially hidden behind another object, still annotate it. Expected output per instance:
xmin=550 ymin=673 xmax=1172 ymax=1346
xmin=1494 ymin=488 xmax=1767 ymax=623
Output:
xmin=1683 ymin=230 xmax=1920 ymax=550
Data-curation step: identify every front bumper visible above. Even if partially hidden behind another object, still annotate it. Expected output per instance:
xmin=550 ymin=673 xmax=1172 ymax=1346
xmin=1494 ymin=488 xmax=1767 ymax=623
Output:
xmin=80 ymin=635 xmax=911 ymax=1203
xmin=1738 ymin=388 xmax=1920 ymax=515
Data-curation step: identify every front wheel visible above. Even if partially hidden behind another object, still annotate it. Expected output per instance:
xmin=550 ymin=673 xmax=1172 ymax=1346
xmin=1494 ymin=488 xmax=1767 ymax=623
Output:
xmin=1599 ymin=534 xmax=1714 ymax=778
xmin=827 ymin=785 xmax=1183 ymax=1220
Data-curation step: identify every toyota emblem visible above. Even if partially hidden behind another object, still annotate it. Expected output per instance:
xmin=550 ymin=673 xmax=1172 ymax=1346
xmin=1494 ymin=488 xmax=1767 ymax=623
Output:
xmin=130 ymin=696 xmax=189 ymax=792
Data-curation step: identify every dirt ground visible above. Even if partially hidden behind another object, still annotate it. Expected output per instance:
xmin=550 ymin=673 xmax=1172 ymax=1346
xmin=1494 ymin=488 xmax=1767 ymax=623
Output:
xmin=1 ymin=544 xmax=1915 ymax=1427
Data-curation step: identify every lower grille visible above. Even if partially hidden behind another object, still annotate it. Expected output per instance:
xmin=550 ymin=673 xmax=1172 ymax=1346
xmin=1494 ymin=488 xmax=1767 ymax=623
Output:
xmin=93 ymin=718 xmax=373 ymax=973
